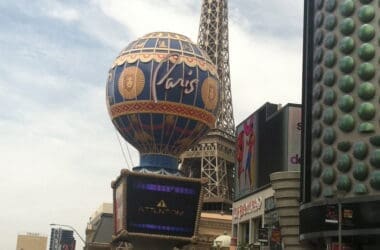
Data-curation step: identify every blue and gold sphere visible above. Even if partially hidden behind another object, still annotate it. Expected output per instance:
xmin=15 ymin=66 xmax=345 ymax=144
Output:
xmin=106 ymin=32 xmax=220 ymax=172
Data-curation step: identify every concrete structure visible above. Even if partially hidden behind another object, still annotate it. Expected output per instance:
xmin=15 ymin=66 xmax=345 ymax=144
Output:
xmin=270 ymin=171 xmax=304 ymax=250
xmin=16 ymin=232 xmax=47 ymax=250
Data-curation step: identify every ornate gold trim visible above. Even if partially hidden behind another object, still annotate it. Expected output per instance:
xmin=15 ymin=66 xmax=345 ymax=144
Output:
xmin=109 ymin=101 xmax=216 ymax=128
xmin=111 ymin=52 xmax=217 ymax=76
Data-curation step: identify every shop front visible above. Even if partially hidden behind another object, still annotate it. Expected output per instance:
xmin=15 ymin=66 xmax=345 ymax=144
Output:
xmin=232 ymin=186 xmax=275 ymax=250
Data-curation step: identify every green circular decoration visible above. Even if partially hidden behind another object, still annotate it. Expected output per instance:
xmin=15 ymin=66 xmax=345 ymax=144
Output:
xmin=314 ymin=47 xmax=324 ymax=63
xmin=370 ymin=136 xmax=380 ymax=146
xmin=322 ymin=146 xmax=336 ymax=164
xmin=358 ymin=24 xmax=375 ymax=42
xmin=358 ymin=5 xmax=375 ymax=23
xmin=313 ymin=84 xmax=323 ymax=100
xmin=322 ymin=167 xmax=336 ymax=184
xmin=370 ymin=149 xmax=380 ymax=168
xmin=323 ymin=89 xmax=336 ymax=105
xmin=340 ymin=18 xmax=355 ymax=35
xmin=338 ymin=75 xmax=355 ymax=93
xmin=340 ymin=0 xmax=355 ymax=17
xmin=312 ymin=142 xmax=322 ymax=157
xmin=324 ymin=51 xmax=336 ymax=67
xmin=312 ymin=122 xmax=323 ymax=138
xmin=370 ymin=171 xmax=380 ymax=190
xmin=314 ymin=65 xmax=323 ymax=81
xmin=353 ymin=162 xmax=369 ymax=181
xmin=312 ymin=160 xmax=322 ymax=177
xmin=338 ymin=114 xmax=355 ymax=132
xmin=339 ymin=37 xmax=355 ymax=54
xmin=311 ymin=180 xmax=322 ymax=197
xmin=323 ymin=127 xmax=336 ymax=145
xmin=323 ymin=107 xmax=336 ymax=125
xmin=324 ymin=33 xmax=337 ymax=49
xmin=315 ymin=0 xmax=324 ymax=9
xmin=325 ymin=0 xmax=336 ymax=12
xmin=315 ymin=29 xmax=324 ymax=45
xmin=338 ymin=141 xmax=351 ymax=152
xmin=337 ymin=175 xmax=351 ymax=192
xmin=354 ymin=183 xmax=368 ymax=195
xmin=325 ymin=14 xmax=337 ymax=30
xmin=323 ymin=70 xmax=336 ymax=86
xmin=358 ymin=122 xmax=375 ymax=133
xmin=358 ymin=102 xmax=375 ymax=120
xmin=339 ymin=56 xmax=355 ymax=73
xmin=338 ymin=95 xmax=355 ymax=112
xmin=315 ymin=12 xmax=324 ymax=28
xmin=312 ymin=102 xmax=323 ymax=118
xmin=358 ymin=43 xmax=375 ymax=61
xmin=323 ymin=187 xmax=334 ymax=198
xmin=338 ymin=154 xmax=352 ymax=172
xmin=353 ymin=141 xmax=368 ymax=160
xmin=358 ymin=82 xmax=375 ymax=100
xmin=358 ymin=63 xmax=375 ymax=81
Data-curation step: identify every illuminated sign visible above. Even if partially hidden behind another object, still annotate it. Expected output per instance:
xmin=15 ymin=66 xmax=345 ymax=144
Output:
xmin=125 ymin=174 xmax=202 ymax=238
xmin=233 ymin=197 xmax=263 ymax=219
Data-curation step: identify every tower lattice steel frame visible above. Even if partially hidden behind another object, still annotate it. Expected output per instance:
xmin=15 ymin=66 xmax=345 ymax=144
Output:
xmin=180 ymin=0 xmax=236 ymax=212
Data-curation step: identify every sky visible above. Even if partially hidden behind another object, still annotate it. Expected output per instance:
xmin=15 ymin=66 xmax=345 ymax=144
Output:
xmin=0 ymin=0 xmax=303 ymax=249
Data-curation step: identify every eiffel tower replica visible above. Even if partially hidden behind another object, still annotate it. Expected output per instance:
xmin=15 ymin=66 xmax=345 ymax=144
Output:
xmin=180 ymin=0 xmax=235 ymax=213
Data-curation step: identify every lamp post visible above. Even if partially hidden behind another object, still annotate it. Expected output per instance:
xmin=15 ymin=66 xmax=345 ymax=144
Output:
xmin=50 ymin=223 xmax=86 ymax=247
xmin=336 ymin=190 xmax=347 ymax=250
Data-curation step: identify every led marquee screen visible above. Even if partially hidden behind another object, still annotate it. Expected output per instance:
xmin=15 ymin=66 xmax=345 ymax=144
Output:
xmin=126 ymin=174 xmax=202 ymax=238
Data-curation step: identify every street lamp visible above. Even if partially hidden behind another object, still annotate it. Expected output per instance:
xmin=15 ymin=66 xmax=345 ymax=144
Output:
xmin=336 ymin=190 xmax=347 ymax=250
xmin=50 ymin=223 xmax=86 ymax=245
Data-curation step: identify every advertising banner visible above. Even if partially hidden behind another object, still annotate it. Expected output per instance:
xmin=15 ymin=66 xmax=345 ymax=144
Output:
xmin=236 ymin=114 xmax=257 ymax=198
xmin=287 ymin=107 xmax=301 ymax=171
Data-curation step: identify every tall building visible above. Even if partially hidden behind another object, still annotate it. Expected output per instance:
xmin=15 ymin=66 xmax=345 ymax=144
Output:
xmin=301 ymin=0 xmax=380 ymax=248
xmin=231 ymin=103 xmax=304 ymax=249
xmin=85 ymin=203 xmax=113 ymax=250
xmin=180 ymin=0 xmax=236 ymax=213
xmin=49 ymin=228 xmax=76 ymax=250
xmin=16 ymin=232 xmax=47 ymax=250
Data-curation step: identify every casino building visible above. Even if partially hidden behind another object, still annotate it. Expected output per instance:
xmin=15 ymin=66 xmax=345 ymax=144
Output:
xmin=300 ymin=0 xmax=380 ymax=249
xmin=231 ymin=103 xmax=304 ymax=250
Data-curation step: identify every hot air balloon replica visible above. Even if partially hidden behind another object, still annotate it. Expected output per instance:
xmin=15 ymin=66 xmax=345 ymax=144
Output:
xmin=108 ymin=32 xmax=220 ymax=249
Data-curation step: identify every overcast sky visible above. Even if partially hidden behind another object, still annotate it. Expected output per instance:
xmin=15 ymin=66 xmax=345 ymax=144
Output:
xmin=0 ymin=0 xmax=303 ymax=249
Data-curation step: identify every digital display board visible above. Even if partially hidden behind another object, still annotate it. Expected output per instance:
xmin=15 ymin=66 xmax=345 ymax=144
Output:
xmin=125 ymin=173 xmax=202 ymax=238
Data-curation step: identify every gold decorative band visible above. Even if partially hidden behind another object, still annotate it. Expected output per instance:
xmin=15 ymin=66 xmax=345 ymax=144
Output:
xmin=111 ymin=52 xmax=217 ymax=76
xmin=110 ymin=101 xmax=216 ymax=128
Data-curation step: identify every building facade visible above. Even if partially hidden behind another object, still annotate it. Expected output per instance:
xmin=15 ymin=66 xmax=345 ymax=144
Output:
xmin=232 ymin=103 xmax=304 ymax=250
xmin=301 ymin=0 xmax=380 ymax=248
xmin=16 ymin=232 xmax=47 ymax=250
xmin=49 ymin=228 xmax=76 ymax=250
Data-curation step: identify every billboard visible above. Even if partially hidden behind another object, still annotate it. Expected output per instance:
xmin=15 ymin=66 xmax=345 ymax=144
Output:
xmin=286 ymin=107 xmax=302 ymax=171
xmin=112 ymin=170 xmax=204 ymax=241
xmin=236 ymin=114 xmax=257 ymax=197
